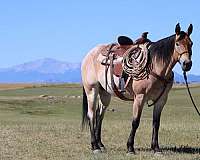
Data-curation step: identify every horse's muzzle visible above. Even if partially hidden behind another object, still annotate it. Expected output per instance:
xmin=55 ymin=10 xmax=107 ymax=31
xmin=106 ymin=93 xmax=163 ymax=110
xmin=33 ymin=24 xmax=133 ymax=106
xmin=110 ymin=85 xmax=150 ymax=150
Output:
xmin=181 ymin=60 xmax=192 ymax=72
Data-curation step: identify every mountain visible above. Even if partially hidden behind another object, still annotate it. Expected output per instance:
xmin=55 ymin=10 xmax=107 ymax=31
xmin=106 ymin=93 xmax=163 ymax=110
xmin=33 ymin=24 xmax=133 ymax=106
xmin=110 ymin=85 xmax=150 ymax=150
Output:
xmin=0 ymin=58 xmax=199 ymax=83
xmin=0 ymin=58 xmax=81 ymax=83
xmin=1 ymin=58 xmax=80 ymax=74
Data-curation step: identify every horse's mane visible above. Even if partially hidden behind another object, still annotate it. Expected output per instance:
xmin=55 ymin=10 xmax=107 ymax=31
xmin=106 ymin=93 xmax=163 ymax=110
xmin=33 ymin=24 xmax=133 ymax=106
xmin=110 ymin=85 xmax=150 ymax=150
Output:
xmin=149 ymin=34 xmax=176 ymax=62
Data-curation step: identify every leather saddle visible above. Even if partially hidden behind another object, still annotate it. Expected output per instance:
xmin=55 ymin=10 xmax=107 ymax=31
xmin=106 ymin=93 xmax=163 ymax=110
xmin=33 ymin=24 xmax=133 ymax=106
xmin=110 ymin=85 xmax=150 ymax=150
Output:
xmin=100 ymin=43 xmax=131 ymax=76
xmin=100 ymin=32 xmax=151 ymax=77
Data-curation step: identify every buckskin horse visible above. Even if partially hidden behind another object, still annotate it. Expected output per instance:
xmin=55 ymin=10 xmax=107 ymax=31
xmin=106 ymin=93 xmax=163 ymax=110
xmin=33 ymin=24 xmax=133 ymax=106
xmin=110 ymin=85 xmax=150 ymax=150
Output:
xmin=81 ymin=23 xmax=193 ymax=154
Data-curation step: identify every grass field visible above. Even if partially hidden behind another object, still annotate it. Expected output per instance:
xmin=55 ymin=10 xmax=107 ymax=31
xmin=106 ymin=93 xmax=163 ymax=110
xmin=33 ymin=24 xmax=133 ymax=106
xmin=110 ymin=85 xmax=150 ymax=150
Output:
xmin=0 ymin=84 xmax=199 ymax=160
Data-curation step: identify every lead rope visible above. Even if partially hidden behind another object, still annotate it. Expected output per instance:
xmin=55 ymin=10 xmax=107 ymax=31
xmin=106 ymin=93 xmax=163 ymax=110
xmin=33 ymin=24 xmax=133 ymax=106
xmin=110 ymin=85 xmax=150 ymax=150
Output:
xmin=183 ymin=71 xmax=200 ymax=116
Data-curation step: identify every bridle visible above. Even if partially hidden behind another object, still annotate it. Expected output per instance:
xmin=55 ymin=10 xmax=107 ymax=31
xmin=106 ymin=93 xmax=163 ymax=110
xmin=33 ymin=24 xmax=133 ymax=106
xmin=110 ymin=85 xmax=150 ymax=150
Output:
xmin=175 ymin=38 xmax=192 ymax=64
xmin=177 ymin=50 xmax=191 ymax=64
xmin=175 ymin=41 xmax=200 ymax=116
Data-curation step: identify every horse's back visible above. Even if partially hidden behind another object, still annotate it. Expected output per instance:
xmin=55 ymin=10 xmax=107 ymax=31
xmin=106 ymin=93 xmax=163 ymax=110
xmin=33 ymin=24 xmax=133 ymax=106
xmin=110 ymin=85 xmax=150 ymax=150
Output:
xmin=81 ymin=44 xmax=107 ymax=88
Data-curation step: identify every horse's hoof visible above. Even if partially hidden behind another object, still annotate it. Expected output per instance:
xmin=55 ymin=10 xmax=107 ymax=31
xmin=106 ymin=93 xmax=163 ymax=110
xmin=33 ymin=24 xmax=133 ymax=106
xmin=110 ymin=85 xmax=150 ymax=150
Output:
xmin=100 ymin=147 xmax=107 ymax=153
xmin=93 ymin=149 xmax=102 ymax=154
xmin=126 ymin=151 xmax=136 ymax=156
xmin=154 ymin=151 xmax=163 ymax=156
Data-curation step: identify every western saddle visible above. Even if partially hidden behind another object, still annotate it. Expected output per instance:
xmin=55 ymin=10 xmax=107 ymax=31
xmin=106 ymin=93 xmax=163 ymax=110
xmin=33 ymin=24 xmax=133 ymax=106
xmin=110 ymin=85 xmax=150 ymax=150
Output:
xmin=101 ymin=32 xmax=151 ymax=77
xmin=100 ymin=32 xmax=151 ymax=100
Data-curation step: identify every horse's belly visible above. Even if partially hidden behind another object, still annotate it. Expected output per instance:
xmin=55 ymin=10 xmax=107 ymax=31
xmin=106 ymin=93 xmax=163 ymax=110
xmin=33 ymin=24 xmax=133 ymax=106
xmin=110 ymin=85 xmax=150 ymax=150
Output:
xmin=98 ymin=68 xmax=120 ymax=95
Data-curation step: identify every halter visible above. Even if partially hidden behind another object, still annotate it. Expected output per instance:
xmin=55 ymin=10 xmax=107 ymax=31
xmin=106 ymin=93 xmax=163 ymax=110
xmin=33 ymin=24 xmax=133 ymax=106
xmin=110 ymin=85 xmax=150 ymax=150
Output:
xmin=177 ymin=51 xmax=190 ymax=63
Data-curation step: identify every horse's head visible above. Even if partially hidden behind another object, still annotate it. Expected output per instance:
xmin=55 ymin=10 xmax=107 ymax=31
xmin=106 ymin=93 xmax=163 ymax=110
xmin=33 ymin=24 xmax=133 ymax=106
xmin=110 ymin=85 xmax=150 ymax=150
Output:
xmin=174 ymin=23 xmax=193 ymax=72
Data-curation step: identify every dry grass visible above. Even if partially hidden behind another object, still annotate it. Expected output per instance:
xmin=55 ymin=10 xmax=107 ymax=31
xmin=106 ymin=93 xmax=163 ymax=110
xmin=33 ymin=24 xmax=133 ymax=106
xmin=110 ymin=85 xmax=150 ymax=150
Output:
xmin=0 ymin=83 xmax=41 ymax=91
xmin=0 ymin=83 xmax=81 ymax=91
xmin=0 ymin=82 xmax=199 ymax=91
xmin=0 ymin=84 xmax=199 ymax=160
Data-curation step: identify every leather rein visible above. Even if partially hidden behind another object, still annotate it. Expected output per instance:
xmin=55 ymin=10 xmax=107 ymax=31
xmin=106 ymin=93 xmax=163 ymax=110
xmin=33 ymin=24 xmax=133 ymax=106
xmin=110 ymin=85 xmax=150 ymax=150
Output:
xmin=147 ymin=71 xmax=173 ymax=107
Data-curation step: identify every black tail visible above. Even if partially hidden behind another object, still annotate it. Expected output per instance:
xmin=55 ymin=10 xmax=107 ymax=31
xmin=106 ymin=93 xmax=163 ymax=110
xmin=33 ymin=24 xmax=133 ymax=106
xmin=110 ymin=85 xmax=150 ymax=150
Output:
xmin=82 ymin=87 xmax=89 ymax=130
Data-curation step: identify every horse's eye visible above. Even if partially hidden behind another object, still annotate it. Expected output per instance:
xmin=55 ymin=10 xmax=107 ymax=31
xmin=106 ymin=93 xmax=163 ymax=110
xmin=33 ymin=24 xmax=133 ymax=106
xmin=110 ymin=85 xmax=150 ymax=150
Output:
xmin=176 ymin=42 xmax=179 ymax=46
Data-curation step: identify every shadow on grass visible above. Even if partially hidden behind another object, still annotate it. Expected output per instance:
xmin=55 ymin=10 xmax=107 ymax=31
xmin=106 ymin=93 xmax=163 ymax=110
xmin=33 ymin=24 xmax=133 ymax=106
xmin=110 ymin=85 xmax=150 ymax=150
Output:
xmin=137 ymin=146 xmax=200 ymax=154
xmin=162 ymin=146 xmax=200 ymax=154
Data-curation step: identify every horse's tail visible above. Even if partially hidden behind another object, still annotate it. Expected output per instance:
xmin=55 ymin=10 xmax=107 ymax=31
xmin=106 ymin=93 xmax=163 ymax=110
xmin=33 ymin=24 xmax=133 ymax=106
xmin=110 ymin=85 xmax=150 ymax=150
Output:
xmin=82 ymin=86 xmax=89 ymax=130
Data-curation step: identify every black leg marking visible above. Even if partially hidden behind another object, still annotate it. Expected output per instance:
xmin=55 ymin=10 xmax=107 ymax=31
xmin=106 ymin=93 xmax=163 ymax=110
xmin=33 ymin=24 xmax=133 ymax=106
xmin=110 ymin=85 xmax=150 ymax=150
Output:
xmin=151 ymin=110 xmax=162 ymax=152
xmin=95 ymin=105 xmax=106 ymax=149
xmin=89 ymin=119 xmax=100 ymax=151
xmin=127 ymin=118 xmax=140 ymax=154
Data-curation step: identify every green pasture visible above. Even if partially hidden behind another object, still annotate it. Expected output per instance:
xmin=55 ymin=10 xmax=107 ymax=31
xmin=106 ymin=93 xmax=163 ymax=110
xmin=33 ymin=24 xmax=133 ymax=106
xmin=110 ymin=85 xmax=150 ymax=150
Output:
xmin=0 ymin=84 xmax=199 ymax=160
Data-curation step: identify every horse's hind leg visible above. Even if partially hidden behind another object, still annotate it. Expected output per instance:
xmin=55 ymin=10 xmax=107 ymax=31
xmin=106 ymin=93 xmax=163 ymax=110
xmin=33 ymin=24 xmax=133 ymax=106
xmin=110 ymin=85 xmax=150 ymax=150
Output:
xmin=83 ymin=85 xmax=101 ymax=153
xmin=95 ymin=87 xmax=111 ymax=151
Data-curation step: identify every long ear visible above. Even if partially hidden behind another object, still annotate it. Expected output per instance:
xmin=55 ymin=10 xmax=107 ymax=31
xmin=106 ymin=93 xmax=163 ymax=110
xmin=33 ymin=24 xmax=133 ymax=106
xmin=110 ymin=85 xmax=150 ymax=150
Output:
xmin=187 ymin=24 xmax=193 ymax=36
xmin=175 ymin=23 xmax=181 ymax=35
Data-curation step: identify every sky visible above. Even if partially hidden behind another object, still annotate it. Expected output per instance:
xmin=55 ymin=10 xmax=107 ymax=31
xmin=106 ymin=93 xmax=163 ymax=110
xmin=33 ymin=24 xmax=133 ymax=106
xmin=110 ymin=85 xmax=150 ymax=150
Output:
xmin=0 ymin=0 xmax=199 ymax=74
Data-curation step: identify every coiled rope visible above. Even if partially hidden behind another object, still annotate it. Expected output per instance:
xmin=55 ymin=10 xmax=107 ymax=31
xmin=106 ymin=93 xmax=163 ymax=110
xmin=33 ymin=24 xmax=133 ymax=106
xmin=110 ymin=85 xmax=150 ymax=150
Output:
xmin=122 ymin=43 xmax=152 ymax=80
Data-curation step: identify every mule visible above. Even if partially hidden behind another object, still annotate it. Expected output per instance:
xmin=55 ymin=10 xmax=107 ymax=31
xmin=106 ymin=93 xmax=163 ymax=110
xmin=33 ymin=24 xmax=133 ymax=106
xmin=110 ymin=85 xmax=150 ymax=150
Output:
xmin=81 ymin=23 xmax=193 ymax=154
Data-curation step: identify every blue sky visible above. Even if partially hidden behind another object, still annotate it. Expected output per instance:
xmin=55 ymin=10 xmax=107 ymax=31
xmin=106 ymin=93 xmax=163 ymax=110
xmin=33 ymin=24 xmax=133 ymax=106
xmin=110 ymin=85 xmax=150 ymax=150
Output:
xmin=0 ymin=0 xmax=199 ymax=74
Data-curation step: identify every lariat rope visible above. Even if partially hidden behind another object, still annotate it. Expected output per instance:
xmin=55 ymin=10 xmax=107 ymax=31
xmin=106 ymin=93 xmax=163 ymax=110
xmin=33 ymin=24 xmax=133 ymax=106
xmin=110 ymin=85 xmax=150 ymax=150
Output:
xmin=183 ymin=71 xmax=200 ymax=116
xmin=122 ymin=44 xmax=151 ymax=80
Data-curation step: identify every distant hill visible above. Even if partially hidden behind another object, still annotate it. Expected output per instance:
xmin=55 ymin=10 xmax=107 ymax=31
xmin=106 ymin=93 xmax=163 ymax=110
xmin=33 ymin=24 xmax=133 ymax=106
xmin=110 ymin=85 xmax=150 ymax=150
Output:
xmin=0 ymin=58 xmax=199 ymax=83
xmin=0 ymin=58 xmax=81 ymax=83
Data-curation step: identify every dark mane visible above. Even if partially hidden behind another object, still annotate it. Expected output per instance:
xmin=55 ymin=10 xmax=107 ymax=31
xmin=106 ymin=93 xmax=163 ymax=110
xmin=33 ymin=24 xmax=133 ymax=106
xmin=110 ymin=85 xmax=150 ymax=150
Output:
xmin=149 ymin=34 xmax=176 ymax=62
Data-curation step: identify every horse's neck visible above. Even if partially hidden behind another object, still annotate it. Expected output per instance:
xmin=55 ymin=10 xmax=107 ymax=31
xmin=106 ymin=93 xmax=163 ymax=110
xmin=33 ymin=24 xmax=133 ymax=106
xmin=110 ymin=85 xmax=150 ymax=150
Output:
xmin=150 ymin=36 xmax=177 ymax=79
xmin=152 ymin=55 xmax=176 ymax=78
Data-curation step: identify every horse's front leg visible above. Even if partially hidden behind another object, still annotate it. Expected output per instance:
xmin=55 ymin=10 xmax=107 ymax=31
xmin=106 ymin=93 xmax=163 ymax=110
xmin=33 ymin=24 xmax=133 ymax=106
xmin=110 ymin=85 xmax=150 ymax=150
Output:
xmin=127 ymin=94 xmax=145 ymax=154
xmin=151 ymin=94 xmax=168 ymax=153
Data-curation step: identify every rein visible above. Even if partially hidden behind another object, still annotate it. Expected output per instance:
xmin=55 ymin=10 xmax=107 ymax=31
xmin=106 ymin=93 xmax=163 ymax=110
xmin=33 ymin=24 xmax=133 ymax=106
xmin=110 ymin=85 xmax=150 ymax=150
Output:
xmin=147 ymin=71 xmax=173 ymax=107
xmin=183 ymin=71 xmax=200 ymax=116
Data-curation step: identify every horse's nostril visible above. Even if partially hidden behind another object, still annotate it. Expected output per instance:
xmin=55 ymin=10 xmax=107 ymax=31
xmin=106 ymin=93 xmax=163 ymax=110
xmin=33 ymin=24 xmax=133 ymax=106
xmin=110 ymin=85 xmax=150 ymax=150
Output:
xmin=183 ymin=61 xmax=192 ymax=72
xmin=186 ymin=61 xmax=192 ymax=67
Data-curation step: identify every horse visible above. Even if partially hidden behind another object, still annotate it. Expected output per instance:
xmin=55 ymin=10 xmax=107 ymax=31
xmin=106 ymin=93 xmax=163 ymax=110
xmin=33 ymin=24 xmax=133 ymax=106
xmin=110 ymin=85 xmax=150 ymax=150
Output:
xmin=81 ymin=23 xmax=193 ymax=154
